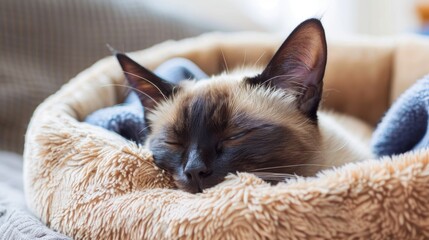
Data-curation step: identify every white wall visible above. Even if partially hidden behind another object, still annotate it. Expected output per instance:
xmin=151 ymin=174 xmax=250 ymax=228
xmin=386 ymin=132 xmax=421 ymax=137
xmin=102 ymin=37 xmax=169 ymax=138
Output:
xmin=144 ymin=0 xmax=420 ymax=36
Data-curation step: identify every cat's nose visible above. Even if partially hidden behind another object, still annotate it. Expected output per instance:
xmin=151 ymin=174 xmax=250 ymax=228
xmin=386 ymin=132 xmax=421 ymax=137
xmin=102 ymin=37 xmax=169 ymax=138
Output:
xmin=184 ymin=160 xmax=212 ymax=184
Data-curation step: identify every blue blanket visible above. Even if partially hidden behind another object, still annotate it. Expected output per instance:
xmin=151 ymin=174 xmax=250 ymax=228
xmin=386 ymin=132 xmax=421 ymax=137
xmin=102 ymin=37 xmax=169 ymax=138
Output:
xmin=85 ymin=58 xmax=207 ymax=143
xmin=372 ymin=77 xmax=429 ymax=156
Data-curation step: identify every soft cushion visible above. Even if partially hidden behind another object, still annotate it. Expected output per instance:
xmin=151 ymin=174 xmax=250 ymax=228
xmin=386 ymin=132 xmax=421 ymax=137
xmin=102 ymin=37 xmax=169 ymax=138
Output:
xmin=24 ymin=32 xmax=429 ymax=239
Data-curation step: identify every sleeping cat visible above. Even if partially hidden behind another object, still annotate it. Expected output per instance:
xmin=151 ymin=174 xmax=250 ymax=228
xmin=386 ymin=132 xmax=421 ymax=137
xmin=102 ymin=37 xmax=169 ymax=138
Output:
xmin=115 ymin=18 xmax=372 ymax=193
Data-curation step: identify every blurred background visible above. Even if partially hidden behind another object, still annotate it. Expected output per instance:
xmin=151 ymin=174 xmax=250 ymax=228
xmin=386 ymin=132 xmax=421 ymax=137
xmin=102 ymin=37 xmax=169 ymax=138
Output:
xmin=144 ymin=0 xmax=429 ymax=36
xmin=1 ymin=0 xmax=429 ymax=154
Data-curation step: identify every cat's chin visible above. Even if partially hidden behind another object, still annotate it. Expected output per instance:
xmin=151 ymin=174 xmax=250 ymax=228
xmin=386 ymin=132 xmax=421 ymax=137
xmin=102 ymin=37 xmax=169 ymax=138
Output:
xmin=177 ymin=180 xmax=201 ymax=194
xmin=174 ymin=176 xmax=227 ymax=194
xmin=177 ymin=176 xmax=288 ymax=193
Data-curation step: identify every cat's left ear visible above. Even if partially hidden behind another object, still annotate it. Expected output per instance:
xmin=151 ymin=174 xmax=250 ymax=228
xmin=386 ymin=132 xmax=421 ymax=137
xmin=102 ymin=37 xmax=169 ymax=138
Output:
xmin=247 ymin=18 xmax=327 ymax=120
xmin=115 ymin=53 xmax=175 ymax=112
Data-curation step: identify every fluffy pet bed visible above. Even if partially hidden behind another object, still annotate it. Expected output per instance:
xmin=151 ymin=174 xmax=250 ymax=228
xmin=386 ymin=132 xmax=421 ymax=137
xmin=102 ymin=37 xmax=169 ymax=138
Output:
xmin=24 ymin=32 xmax=429 ymax=239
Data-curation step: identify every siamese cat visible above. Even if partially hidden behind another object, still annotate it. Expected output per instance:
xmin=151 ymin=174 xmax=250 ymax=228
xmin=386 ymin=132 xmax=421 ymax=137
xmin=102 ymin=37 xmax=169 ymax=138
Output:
xmin=115 ymin=19 xmax=372 ymax=193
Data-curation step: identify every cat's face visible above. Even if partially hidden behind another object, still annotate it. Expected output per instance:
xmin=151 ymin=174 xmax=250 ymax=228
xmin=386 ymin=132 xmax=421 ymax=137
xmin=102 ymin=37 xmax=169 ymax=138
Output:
xmin=116 ymin=19 xmax=327 ymax=193
xmin=146 ymin=74 xmax=322 ymax=193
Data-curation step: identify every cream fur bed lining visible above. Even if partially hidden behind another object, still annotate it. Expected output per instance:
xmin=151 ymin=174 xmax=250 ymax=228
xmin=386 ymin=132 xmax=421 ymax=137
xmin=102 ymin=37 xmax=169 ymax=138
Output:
xmin=24 ymin=32 xmax=429 ymax=239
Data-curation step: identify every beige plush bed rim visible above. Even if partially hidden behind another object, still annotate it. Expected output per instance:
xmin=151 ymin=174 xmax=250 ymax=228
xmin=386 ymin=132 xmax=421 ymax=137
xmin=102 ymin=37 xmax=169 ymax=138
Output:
xmin=24 ymin=32 xmax=429 ymax=239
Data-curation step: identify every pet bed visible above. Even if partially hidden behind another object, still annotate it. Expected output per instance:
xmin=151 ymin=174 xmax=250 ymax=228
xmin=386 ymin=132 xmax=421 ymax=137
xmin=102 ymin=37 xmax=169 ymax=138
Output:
xmin=24 ymin=32 xmax=429 ymax=239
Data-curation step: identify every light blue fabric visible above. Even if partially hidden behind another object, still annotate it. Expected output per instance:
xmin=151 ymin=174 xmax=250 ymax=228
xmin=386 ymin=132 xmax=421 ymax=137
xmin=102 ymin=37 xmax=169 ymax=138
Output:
xmin=371 ymin=76 xmax=429 ymax=157
xmin=85 ymin=58 xmax=208 ymax=143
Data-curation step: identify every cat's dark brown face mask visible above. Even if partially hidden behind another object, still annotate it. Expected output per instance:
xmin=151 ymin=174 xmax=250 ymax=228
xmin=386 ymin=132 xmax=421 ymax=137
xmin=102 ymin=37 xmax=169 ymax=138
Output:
xmin=116 ymin=18 xmax=327 ymax=193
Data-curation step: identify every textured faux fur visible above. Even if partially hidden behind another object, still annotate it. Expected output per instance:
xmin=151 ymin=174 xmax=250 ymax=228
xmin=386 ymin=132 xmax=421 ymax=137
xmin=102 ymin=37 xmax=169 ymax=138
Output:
xmin=24 ymin=32 xmax=429 ymax=239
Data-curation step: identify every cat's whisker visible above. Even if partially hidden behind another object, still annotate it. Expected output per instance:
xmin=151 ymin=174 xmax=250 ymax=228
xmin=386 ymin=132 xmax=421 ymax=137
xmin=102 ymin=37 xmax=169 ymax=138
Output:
xmin=248 ymin=163 xmax=333 ymax=172
xmin=123 ymin=71 xmax=169 ymax=101
xmin=326 ymin=141 xmax=348 ymax=153
xmin=287 ymin=80 xmax=310 ymax=88
xmin=289 ymin=142 xmax=348 ymax=155
xmin=262 ymin=74 xmax=303 ymax=85
xmin=144 ymin=107 xmax=156 ymax=115
xmin=220 ymin=48 xmax=229 ymax=74
xmin=323 ymin=88 xmax=340 ymax=94
xmin=251 ymin=171 xmax=298 ymax=175
xmin=101 ymin=83 xmax=142 ymax=95
xmin=252 ymin=51 xmax=266 ymax=68
xmin=269 ymin=78 xmax=309 ymax=93
xmin=137 ymin=125 xmax=151 ymax=135
xmin=242 ymin=50 xmax=247 ymax=70
xmin=319 ymin=132 xmax=350 ymax=154
xmin=101 ymin=83 xmax=160 ymax=106
xmin=251 ymin=172 xmax=298 ymax=181
xmin=253 ymin=173 xmax=297 ymax=177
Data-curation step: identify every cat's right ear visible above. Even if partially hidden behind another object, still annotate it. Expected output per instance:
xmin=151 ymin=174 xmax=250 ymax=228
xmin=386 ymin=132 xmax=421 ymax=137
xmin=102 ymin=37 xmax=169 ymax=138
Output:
xmin=246 ymin=18 xmax=327 ymax=121
xmin=115 ymin=53 xmax=175 ymax=111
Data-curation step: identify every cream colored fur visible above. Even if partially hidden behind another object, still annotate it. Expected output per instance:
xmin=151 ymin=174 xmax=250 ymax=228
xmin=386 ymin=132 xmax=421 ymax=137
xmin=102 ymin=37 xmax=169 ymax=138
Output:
xmin=317 ymin=112 xmax=374 ymax=169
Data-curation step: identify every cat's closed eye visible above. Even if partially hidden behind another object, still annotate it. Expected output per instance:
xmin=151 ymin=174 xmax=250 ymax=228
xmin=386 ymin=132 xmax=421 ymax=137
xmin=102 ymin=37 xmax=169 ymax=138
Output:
xmin=218 ymin=130 xmax=253 ymax=151
xmin=224 ymin=130 xmax=250 ymax=141
xmin=164 ymin=140 xmax=183 ymax=146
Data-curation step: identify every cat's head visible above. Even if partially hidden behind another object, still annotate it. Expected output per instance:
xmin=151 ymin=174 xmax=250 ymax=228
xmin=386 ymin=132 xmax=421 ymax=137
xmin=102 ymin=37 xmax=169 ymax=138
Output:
xmin=116 ymin=19 xmax=327 ymax=193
